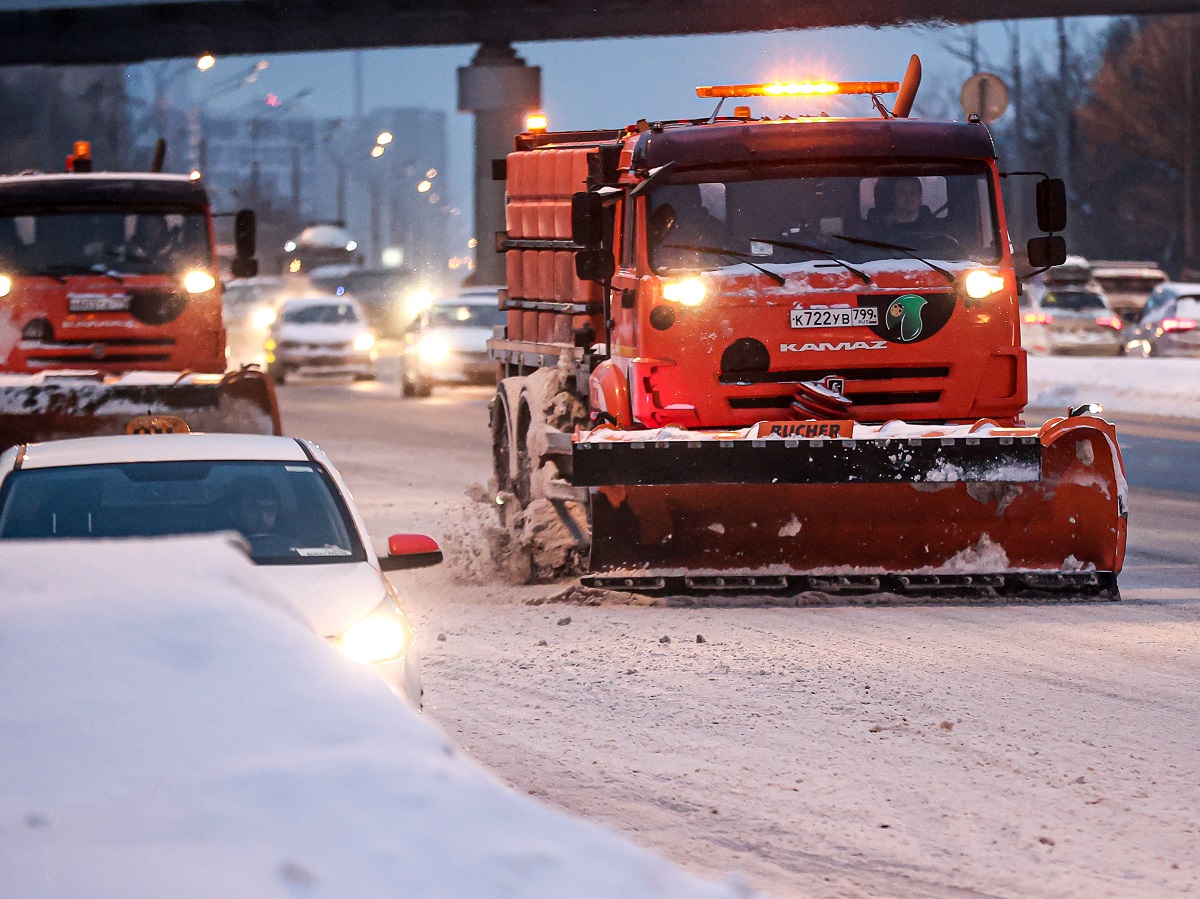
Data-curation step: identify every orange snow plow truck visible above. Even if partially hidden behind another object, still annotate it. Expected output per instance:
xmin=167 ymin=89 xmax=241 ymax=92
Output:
xmin=0 ymin=142 xmax=280 ymax=450
xmin=487 ymin=57 xmax=1127 ymax=601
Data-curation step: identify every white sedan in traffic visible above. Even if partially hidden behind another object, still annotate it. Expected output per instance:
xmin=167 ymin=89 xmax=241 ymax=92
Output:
xmin=0 ymin=432 xmax=439 ymax=706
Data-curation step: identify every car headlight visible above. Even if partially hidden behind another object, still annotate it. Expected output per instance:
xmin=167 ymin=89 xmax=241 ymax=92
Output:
xmin=417 ymin=334 xmax=451 ymax=364
xmin=183 ymin=270 xmax=217 ymax=294
xmin=353 ymin=331 xmax=376 ymax=352
xmin=0 ymin=274 xmax=12 ymax=298
xmin=251 ymin=306 xmax=277 ymax=330
xmin=963 ymin=269 xmax=1006 ymax=299
xmin=338 ymin=599 xmax=410 ymax=665
xmin=662 ymin=277 xmax=707 ymax=306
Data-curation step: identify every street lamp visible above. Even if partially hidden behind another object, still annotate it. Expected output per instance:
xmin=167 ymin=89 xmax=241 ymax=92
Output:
xmin=371 ymin=145 xmax=385 ymax=158
xmin=416 ymin=179 xmax=432 ymax=193
xmin=376 ymin=131 xmax=394 ymax=146
xmin=196 ymin=54 xmax=216 ymax=72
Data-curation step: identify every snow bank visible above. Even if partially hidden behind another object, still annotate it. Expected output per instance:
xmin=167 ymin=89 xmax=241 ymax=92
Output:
xmin=1027 ymin=356 xmax=1200 ymax=419
xmin=0 ymin=536 xmax=747 ymax=899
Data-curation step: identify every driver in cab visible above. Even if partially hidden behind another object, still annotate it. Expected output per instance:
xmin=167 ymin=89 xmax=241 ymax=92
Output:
xmin=869 ymin=176 xmax=938 ymax=240
xmin=229 ymin=477 xmax=290 ymax=557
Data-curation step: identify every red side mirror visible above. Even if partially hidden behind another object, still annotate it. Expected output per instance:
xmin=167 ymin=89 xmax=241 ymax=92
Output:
xmin=380 ymin=534 xmax=443 ymax=572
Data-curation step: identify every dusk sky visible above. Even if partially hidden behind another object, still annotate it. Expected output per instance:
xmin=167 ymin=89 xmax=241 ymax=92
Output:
xmin=148 ymin=16 xmax=1114 ymax=250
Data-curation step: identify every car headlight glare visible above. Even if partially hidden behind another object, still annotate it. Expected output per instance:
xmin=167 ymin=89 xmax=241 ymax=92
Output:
xmin=662 ymin=277 xmax=707 ymax=306
xmin=417 ymin=335 xmax=451 ymax=364
xmin=251 ymin=306 xmax=277 ymax=330
xmin=353 ymin=332 xmax=376 ymax=352
xmin=0 ymin=274 xmax=12 ymax=298
xmin=183 ymin=270 xmax=217 ymax=294
xmin=339 ymin=607 xmax=409 ymax=665
xmin=964 ymin=269 xmax=1006 ymax=299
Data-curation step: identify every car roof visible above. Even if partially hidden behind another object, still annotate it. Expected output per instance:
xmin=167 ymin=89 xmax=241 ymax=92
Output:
xmin=280 ymin=294 xmax=361 ymax=308
xmin=433 ymin=292 xmax=498 ymax=307
xmin=1160 ymin=282 xmax=1200 ymax=295
xmin=17 ymin=433 xmax=309 ymax=470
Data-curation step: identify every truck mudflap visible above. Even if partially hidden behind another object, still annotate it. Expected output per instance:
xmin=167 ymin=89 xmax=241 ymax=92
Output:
xmin=578 ymin=416 xmax=1127 ymax=599
xmin=0 ymin=368 xmax=281 ymax=450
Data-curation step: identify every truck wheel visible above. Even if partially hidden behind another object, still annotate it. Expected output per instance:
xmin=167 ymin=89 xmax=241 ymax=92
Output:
xmin=402 ymin=380 xmax=416 ymax=398
xmin=514 ymin=400 xmax=533 ymax=506
xmin=414 ymin=380 xmax=433 ymax=398
xmin=269 ymin=363 xmax=287 ymax=385
xmin=491 ymin=391 xmax=513 ymax=493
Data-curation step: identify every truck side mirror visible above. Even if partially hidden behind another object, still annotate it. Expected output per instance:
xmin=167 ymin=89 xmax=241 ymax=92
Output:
xmin=571 ymin=192 xmax=604 ymax=250
xmin=232 ymin=209 xmax=258 ymax=278
xmin=1027 ymin=235 xmax=1067 ymax=269
xmin=1036 ymin=178 xmax=1067 ymax=233
xmin=575 ymin=248 xmax=615 ymax=282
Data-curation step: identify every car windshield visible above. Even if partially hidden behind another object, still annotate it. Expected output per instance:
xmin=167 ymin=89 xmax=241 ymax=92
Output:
xmin=282 ymin=302 xmax=361 ymax=324
xmin=0 ymin=210 xmax=211 ymax=276
xmin=1042 ymin=290 xmax=1107 ymax=311
xmin=648 ymin=162 xmax=1000 ymax=275
xmin=224 ymin=282 xmax=281 ymax=311
xmin=426 ymin=303 xmax=505 ymax=328
xmin=0 ymin=460 xmax=365 ymax=566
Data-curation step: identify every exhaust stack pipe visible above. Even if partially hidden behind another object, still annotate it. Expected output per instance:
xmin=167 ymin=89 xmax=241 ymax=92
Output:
xmin=892 ymin=55 xmax=922 ymax=118
xmin=150 ymin=138 xmax=167 ymax=173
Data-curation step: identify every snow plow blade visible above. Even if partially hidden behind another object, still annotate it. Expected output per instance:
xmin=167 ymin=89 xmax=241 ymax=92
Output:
xmin=577 ymin=417 xmax=1127 ymax=601
xmin=0 ymin=368 xmax=281 ymax=450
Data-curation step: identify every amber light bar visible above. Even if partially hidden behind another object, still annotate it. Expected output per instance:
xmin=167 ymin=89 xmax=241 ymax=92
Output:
xmin=696 ymin=81 xmax=900 ymax=98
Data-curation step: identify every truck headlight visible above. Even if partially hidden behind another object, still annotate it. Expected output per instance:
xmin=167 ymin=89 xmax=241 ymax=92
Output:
xmin=0 ymin=274 xmax=12 ymax=298
xmin=251 ymin=306 xmax=277 ymax=330
xmin=183 ymin=270 xmax=217 ymax=294
xmin=338 ymin=599 xmax=410 ymax=665
xmin=963 ymin=269 xmax=1006 ymax=299
xmin=353 ymin=332 xmax=376 ymax=352
xmin=662 ymin=277 xmax=707 ymax=306
xmin=417 ymin=334 xmax=450 ymax=364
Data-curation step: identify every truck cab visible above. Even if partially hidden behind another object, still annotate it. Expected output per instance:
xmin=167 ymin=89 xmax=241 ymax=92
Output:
xmin=0 ymin=164 xmax=248 ymax=375
xmin=601 ymin=118 xmax=1023 ymax=428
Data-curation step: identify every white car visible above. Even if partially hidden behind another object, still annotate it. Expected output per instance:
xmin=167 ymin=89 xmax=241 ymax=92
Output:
xmin=0 ymin=431 xmax=439 ymax=706
xmin=399 ymin=287 xmax=504 ymax=397
xmin=266 ymin=295 xmax=377 ymax=384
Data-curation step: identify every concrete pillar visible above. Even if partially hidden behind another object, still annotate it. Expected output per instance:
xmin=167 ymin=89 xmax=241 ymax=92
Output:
xmin=458 ymin=43 xmax=540 ymax=286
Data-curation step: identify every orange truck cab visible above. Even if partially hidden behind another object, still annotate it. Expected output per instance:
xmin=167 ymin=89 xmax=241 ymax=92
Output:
xmin=0 ymin=144 xmax=279 ymax=453
xmin=488 ymin=62 xmax=1126 ymax=600
xmin=0 ymin=147 xmax=256 ymax=374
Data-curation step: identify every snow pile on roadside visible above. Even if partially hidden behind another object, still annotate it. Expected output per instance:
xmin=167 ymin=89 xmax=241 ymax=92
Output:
xmin=1027 ymin=356 xmax=1200 ymax=419
xmin=0 ymin=536 xmax=750 ymax=899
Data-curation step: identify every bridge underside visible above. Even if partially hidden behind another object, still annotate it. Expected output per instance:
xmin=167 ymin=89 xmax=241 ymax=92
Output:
xmin=0 ymin=0 xmax=1197 ymax=65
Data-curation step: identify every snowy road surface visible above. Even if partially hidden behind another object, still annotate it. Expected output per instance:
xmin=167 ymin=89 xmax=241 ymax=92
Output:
xmin=279 ymin=363 xmax=1200 ymax=899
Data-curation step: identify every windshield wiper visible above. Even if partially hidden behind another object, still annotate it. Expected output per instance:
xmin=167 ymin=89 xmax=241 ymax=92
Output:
xmin=34 ymin=263 xmax=125 ymax=284
xmin=831 ymin=234 xmax=955 ymax=283
xmin=749 ymin=238 xmax=871 ymax=285
xmin=661 ymin=244 xmax=786 ymax=286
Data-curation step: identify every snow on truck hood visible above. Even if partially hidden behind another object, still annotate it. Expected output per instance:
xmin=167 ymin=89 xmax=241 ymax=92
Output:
xmin=0 ymin=535 xmax=743 ymax=899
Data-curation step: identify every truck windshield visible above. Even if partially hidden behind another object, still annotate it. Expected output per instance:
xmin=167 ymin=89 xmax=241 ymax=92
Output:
xmin=648 ymin=163 xmax=999 ymax=275
xmin=0 ymin=460 xmax=365 ymax=566
xmin=0 ymin=210 xmax=212 ymax=276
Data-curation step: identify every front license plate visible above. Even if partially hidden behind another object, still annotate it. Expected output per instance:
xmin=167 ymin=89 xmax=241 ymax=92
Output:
xmin=68 ymin=293 xmax=130 ymax=313
xmin=790 ymin=307 xmax=878 ymax=329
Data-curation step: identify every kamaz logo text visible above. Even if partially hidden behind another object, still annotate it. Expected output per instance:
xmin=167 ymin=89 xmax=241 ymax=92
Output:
xmin=779 ymin=340 xmax=887 ymax=352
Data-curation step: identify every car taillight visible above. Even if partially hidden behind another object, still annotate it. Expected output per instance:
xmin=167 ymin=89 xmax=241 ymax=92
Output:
xmin=1023 ymin=312 xmax=1054 ymax=325
xmin=1162 ymin=318 xmax=1197 ymax=333
xmin=1094 ymin=315 xmax=1123 ymax=330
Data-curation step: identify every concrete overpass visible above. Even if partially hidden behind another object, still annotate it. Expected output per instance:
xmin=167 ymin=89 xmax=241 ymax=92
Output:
xmin=5 ymin=0 xmax=1194 ymax=280
xmin=0 ymin=0 xmax=1197 ymax=65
